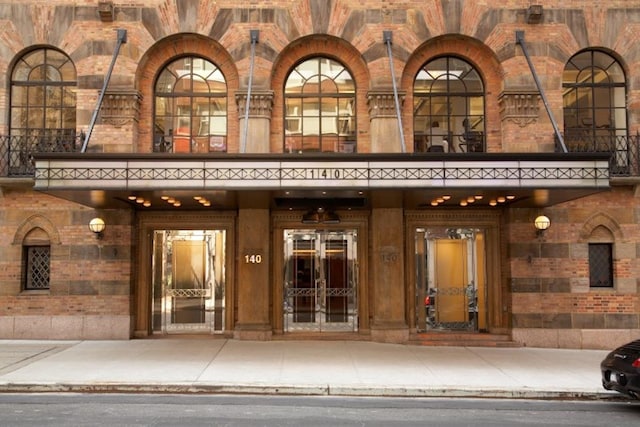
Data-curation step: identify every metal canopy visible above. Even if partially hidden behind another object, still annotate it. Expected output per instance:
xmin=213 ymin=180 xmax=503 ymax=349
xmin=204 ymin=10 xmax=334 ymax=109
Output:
xmin=32 ymin=152 xmax=610 ymax=210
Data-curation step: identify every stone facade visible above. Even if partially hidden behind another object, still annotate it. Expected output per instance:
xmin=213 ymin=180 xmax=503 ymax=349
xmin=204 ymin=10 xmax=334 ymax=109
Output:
xmin=0 ymin=1 xmax=639 ymax=348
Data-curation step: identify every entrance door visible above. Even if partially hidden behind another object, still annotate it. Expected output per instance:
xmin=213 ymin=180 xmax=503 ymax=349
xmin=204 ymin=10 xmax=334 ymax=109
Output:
xmin=415 ymin=227 xmax=486 ymax=332
xmin=283 ymin=230 xmax=357 ymax=332
xmin=152 ymin=230 xmax=226 ymax=334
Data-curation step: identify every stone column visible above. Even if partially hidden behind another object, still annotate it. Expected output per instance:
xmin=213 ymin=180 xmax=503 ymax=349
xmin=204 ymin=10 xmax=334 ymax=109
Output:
xmin=235 ymin=90 xmax=274 ymax=153
xmin=234 ymin=191 xmax=272 ymax=340
xmin=369 ymin=191 xmax=408 ymax=343
xmin=367 ymin=91 xmax=405 ymax=153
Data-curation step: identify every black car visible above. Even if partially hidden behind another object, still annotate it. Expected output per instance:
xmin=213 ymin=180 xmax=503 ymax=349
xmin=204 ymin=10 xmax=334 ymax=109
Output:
xmin=601 ymin=339 xmax=640 ymax=399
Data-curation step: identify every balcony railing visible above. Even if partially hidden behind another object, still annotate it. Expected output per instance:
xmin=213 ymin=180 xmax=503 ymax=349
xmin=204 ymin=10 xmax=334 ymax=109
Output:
xmin=0 ymin=131 xmax=82 ymax=177
xmin=561 ymin=133 xmax=640 ymax=177
xmin=2 ymin=132 xmax=639 ymax=178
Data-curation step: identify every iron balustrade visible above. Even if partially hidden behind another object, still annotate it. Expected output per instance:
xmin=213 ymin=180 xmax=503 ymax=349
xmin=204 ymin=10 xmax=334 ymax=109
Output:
xmin=0 ymin=131 xmax=83 ymax=177
xmin=2 ymin=132 xmax=639 ymax=178
xmin=561 ymin=133 xmax=640 ymax=177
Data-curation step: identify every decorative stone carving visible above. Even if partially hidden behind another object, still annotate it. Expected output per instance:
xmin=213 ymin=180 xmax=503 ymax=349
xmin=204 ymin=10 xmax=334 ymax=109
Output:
xmin=235 ymin=91 xmax=274 ymax=119
xmin=100 ymin=90 xmax=141 ymax=127
xmin=498 ymin=90 xmax=540 ymax=127
xmin=367 ymin=91 xmax=405 ymax=119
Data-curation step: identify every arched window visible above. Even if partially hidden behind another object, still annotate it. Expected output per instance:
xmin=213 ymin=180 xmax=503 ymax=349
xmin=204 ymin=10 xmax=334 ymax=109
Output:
xmin=413 ymin=57 xmax=485 ymax=153
xmin=563 ymin=50 xmax=627 ymax=146
xmin=10 ymin=48 xmax=77 ymax=142
xmin=284 ymin=57 xmax=356 ymax=153
xmin=154 ymin=56 xmax=227 ymax=153
xmin=21 ymin=227 xmax=51 ymax=292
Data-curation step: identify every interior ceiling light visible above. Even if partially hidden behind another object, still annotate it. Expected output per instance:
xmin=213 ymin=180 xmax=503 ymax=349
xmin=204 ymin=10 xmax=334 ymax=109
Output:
xmin=128 ymin=195 xmax=137 ymax=200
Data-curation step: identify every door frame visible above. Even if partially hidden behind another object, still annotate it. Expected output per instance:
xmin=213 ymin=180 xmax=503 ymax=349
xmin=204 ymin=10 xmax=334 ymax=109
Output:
xmin=272 ymin=211 xmax=369 ymax=335
xmin=405 ymin=210 xmax=506 ymax=335
xmin=133 ymin=211 xmax=236 ymax=338
xmin=282 ymin=229 xmax=358 ymax=332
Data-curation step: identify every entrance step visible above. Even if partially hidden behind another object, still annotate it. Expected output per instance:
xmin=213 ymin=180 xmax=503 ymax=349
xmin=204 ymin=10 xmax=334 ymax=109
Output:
xmin=410 ymin=332 xmax=521 ymax=348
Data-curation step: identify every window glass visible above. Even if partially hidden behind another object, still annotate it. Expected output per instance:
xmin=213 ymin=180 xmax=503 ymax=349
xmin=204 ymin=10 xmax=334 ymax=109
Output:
xmin=154 ymin=56 xmax=227 ymax=153
xmin=23 ymin=246 xmax=51 ymax=291
xmin=589 ymin=243 xmax=613 ymax=288
xmin=10 ymin=48 xmax=77 ymax=146
xmin=563 ymin=50 xmax=627 ymax=146
xmin=413 ymin=56 xmax=485 ymax=153
xmin=284 ymin=57 xmax=356 ymax=153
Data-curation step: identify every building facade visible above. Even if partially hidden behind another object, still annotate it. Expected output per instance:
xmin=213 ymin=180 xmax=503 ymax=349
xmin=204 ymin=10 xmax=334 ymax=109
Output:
xmin=0 ymin=0 xmax=638 ymax=349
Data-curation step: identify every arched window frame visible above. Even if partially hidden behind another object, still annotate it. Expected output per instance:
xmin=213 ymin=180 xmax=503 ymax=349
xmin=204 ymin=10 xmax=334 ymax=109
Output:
xmin=153 ymin=56 xmax=228 ymax=153
xmin=9 ymin=47 xmax=77 ymax=142
xmin=283 ymin=57 xmax=356 ymax=153
xmin=413 ymin=56 xmax=485 ymax=153
xmin=562 ymin=49 xmax=627 ymax=144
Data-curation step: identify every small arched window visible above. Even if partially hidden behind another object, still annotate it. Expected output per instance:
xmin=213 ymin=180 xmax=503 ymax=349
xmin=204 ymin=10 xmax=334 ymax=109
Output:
xmin=563 ymin=50 xmax=627 ymax=144
xmin=21 ymin=227 xmax=51 ymax=292
xmin=154 ymin=56 xmax=227 ymax=153
xmin=284 ymin=57 xmax=356 ymax=153
xmin=10 ymin=48 xmax=77 ymax=142
xmin=413 ymin=57 xmax=485 ymax=153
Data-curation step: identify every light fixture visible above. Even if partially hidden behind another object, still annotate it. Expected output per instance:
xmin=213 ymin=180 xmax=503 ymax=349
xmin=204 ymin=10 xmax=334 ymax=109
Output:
xmin=301 ymin=208 xmax=340 ymax=224
xmin=89 ymin=217 xmax=106 ymax=239
xmin=301 ymin=209 xmax=320 ymax=224
xmin=534 ymin=215 xmax=551 ymax=236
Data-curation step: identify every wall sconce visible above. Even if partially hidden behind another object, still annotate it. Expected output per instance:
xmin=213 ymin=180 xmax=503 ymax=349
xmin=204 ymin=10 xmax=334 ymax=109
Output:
xmin=526 ymin=5 xmax=543 ymax=24
xmin=301 ymin=208 xmax=340 ymax=224
xmin=89 ymin=217 xmax=106 ymax=239
xmin=534 ymin=215 xmax=550 ymax=236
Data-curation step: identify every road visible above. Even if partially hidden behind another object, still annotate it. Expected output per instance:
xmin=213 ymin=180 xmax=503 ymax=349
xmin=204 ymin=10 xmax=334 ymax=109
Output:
xmin=0 ymin=394 xmax=638 ymax=426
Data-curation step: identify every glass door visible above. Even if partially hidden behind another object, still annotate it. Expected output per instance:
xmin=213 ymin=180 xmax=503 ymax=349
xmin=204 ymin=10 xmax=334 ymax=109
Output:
xmin=415 ymin=227 xmax=486 ymax=332
xmin=152 ymin=230 xmax=226 ymax=334
xmin=283 ymin=230 xmax=358 ymax=332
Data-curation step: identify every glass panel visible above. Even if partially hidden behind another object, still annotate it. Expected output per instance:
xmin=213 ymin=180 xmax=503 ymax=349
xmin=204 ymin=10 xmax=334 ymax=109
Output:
xmin=153 ymin=230 xmax=226 ymax=334
xmin=11 ymin=86 xmax=27 ymax=106
xmin=285 ymin=57 xmax=356 ymax=152
xmin=285 ymin=69 xmax=305 ymax=93
xmin=589 ymin=243 xmax=613 ymax=288
xmin=46 ymin=87 xmax=62 ymax=107
xmin=284 ymin=230 xmax=358 ymax=333
xmin=415 ymin=228 xmax=486 ymax=333
xmin=25 ymin=246 xmax=51 ymax=291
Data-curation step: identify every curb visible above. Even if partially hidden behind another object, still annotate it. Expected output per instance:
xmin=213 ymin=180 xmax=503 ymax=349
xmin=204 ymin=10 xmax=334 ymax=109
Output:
xmin=0 ymin=382 xmax=620 ymax=400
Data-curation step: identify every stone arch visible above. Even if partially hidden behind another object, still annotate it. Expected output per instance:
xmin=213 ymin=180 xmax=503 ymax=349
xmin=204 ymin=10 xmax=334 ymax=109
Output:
xmin=400 ymin=35 xmax=504 ymax=152
xmin=12 ymin=214 xmax=61 ymax=245
xmin=270 ymin=35 xmax=371 ymax=153
xmin=579 ymin=212 xmax=624 ymax=242
xmin=134 ymin=33 xmax=240 ymax=153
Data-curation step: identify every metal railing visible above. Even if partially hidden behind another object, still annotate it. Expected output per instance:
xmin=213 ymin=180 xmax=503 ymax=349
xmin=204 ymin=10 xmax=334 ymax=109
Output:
xmin=561 ymin=133 xmax=640 ymax=177
xmin=0 ymin=132 xmax=82 ymax=177
xmin=1 ymin=132 xmax=639 ymax=178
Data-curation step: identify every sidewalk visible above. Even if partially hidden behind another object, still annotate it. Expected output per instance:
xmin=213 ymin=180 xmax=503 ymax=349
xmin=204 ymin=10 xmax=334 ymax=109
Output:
xmin=0 ymin=339 xmax=621 ymax=399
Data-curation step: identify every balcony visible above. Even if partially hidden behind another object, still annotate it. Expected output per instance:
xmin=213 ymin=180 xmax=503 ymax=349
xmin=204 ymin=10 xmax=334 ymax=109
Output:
xmin=0 ymin=131 xmax=83 ymax=177
xmin=1 ymin=132 xmax=638 ymax=179
xmin=561 ymin=133 xmax=640 ymax=177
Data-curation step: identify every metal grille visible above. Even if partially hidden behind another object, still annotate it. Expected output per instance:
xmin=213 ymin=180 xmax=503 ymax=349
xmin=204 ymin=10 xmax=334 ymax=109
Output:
xmin=589 ymin=243 xmax=613 ymax=288
xmin=25 ymin=246 xmax=50 ymax=290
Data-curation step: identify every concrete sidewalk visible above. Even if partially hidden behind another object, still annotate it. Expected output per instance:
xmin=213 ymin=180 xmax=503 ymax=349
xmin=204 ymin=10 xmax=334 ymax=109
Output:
xmin=0 ymin=339 xmax=621 ymax=399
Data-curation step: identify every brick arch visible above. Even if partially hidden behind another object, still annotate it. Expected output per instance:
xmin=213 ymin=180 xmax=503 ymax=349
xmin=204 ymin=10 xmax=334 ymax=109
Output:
xmin=579 ymin=212 xmax=624 ymax=241
xmin=12 ymin=214 xmax=61 ymax=245
xmin=270 ymin=35 xmax=371 ymax=153
xmin=134 ymin=34 xmax=240 ymax=153
xmin=400 ymin=35 xmax=504 ymax=152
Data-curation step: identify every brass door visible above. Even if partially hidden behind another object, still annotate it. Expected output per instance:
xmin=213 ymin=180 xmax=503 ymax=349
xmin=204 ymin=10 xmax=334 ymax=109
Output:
xmin=283 ymin=230 xmax=357 ymax=332
xmin=415 ymin=228 xmax=486 ymax=332
xmin=152 ymin=230 xmax=226 ymax=334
